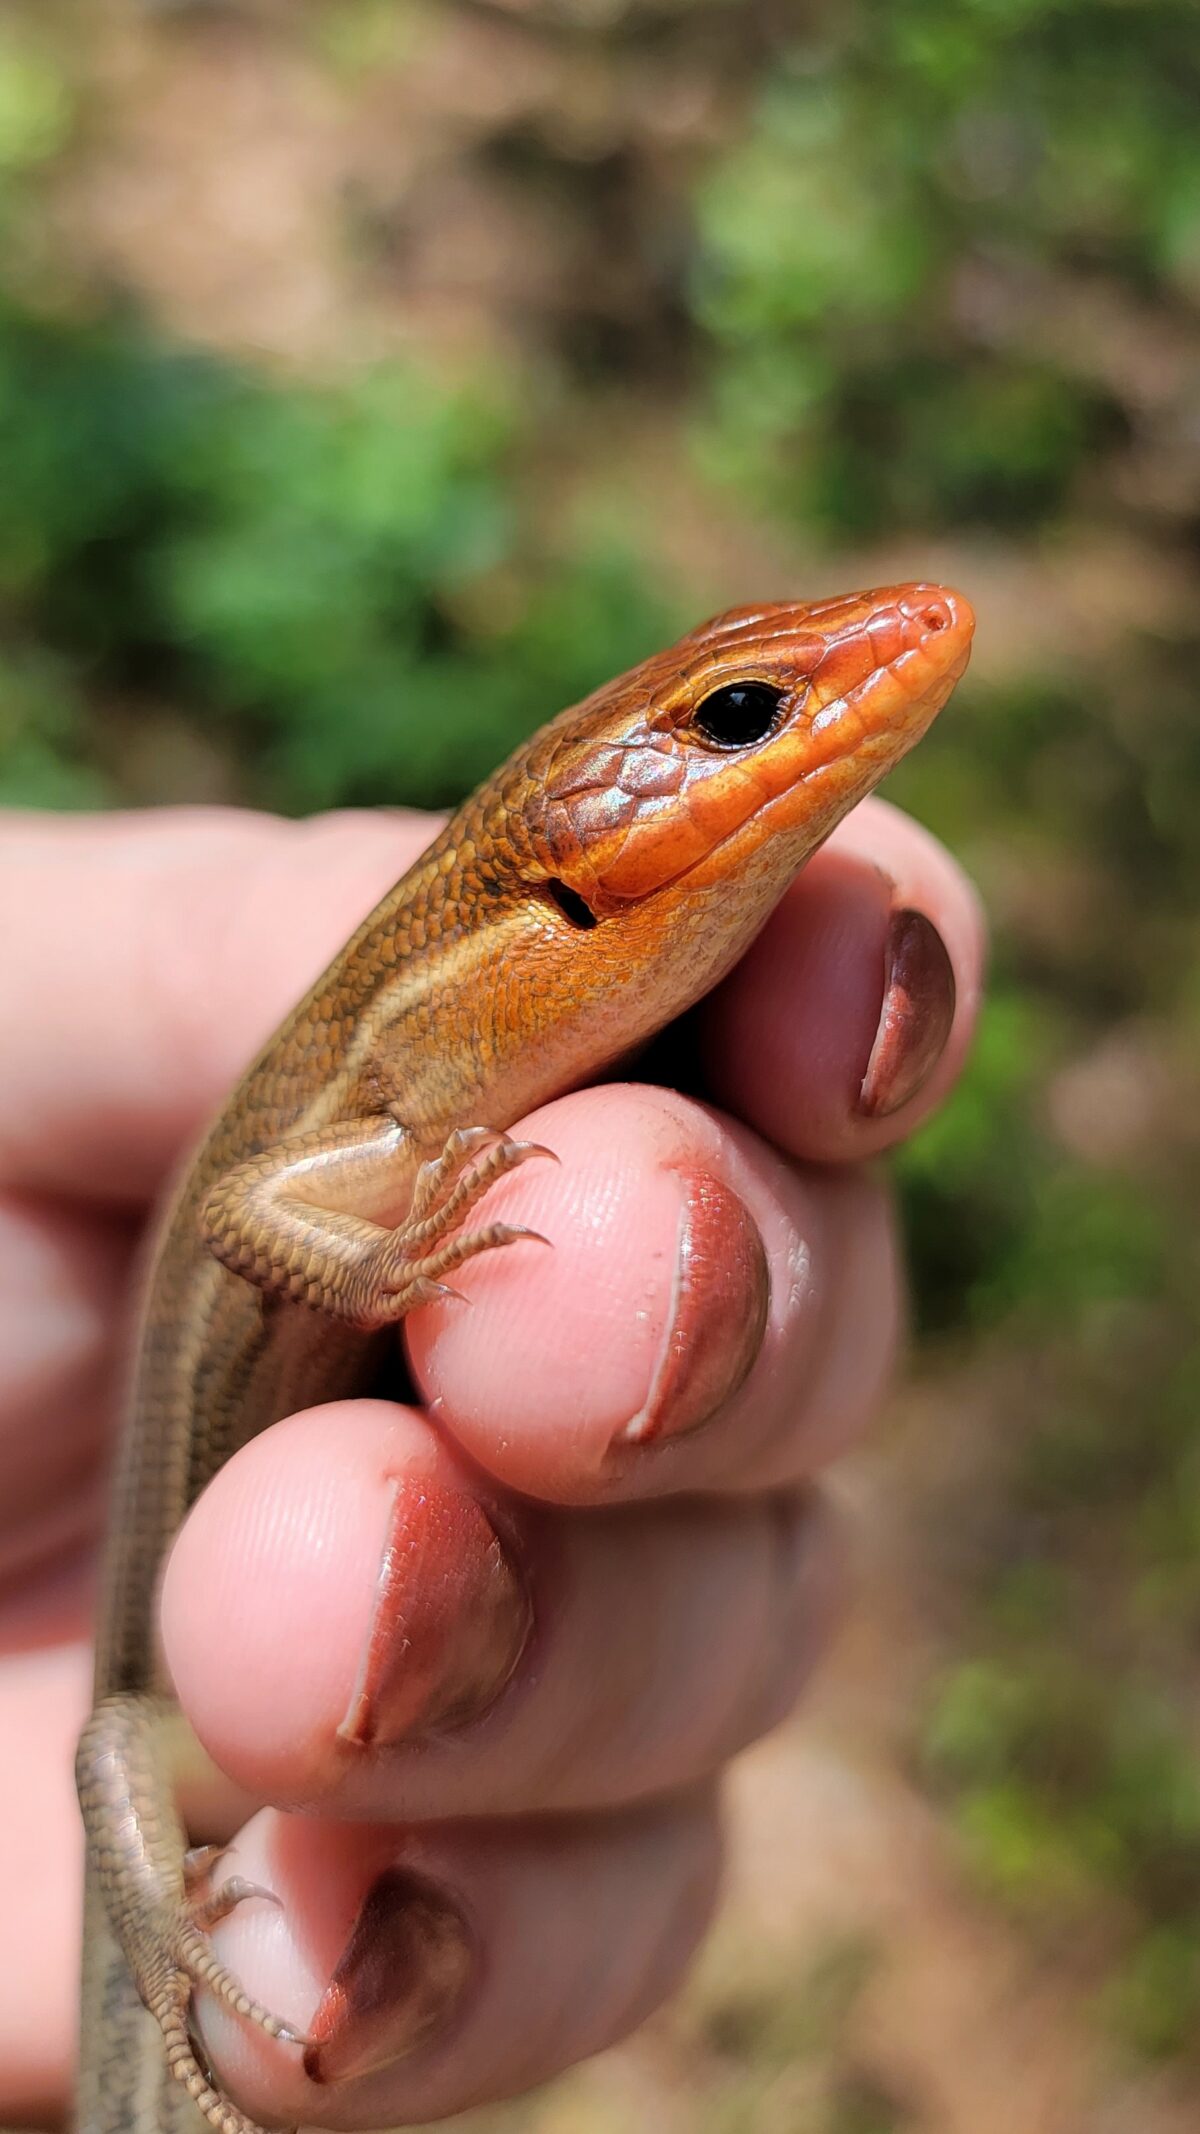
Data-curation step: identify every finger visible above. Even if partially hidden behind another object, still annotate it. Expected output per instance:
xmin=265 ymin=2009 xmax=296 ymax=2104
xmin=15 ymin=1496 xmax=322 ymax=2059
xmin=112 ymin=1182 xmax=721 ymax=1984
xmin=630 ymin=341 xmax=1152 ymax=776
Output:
xmin=0 ymin=1191 xmax=130 ymax=1586
xmin=162 ymin=1402 xmax=843 ymax=1818
xmin=0 ymin=1642 xmax=89 ymax=2125
xmin=0 ymin=809 xmax=435 ymax=1203
xmin=406 ymin=1082 xmax=902 ymax=1502
xmin=698 ymin=795 xmax=986 ymax=1163
xmin=196 ymin=1790 xmax=720 ymax=2128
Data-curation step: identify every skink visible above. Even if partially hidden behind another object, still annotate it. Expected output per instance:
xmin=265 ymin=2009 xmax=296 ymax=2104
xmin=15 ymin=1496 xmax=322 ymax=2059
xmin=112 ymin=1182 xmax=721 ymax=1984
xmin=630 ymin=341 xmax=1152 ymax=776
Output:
xmin=75 ymin=581 xmax=974 ymax=2134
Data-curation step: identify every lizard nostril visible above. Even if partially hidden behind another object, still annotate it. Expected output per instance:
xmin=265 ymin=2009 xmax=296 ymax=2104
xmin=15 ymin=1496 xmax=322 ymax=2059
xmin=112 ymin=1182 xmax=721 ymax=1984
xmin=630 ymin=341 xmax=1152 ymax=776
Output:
xmin=902 ymin=584 xmax=975 ymax=646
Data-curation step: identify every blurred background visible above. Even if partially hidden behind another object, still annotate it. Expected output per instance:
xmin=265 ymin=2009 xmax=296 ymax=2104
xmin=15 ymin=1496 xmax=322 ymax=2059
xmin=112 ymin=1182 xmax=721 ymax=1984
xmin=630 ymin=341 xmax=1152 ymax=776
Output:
xmin=2 ymin=1 xmax=1198 ymax=2128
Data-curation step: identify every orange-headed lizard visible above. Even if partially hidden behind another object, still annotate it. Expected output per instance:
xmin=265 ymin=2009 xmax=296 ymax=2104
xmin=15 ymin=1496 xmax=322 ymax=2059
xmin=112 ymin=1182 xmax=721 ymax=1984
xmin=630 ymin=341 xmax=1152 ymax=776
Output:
xmin=76 ymin=582 xmax=974 ymax=2133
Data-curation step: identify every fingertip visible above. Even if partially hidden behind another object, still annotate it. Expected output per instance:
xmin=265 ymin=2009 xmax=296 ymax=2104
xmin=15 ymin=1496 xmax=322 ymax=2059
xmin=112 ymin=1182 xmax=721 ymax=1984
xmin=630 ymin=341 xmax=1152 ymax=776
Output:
xmin=162 ymin=1402 xmax=528 ymax=1798
xmin=700 ymin=796 xmax=985 ymax=1165
xmin=405 ymin=1086 xmax=776 ymax=1502
xmin=200 ymin=1794 xmax=723 ymax=2128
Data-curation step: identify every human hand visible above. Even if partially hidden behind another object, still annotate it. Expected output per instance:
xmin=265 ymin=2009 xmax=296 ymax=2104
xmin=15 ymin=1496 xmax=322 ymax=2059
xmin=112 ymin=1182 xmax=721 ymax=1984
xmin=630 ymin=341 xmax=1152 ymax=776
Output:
xmin=0 ymin=799 xmax=982 ymax=2127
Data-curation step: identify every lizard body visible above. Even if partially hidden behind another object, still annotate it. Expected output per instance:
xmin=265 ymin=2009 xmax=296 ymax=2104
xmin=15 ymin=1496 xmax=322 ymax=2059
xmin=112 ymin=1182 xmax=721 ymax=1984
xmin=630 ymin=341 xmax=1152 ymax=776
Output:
xmin=76 ymin=582 xmax=974 ymax=2133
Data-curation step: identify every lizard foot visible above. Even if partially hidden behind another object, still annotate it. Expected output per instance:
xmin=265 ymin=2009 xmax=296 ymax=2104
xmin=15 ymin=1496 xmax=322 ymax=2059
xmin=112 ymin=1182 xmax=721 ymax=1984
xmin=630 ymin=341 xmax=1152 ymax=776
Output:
xmin=403 ymin=1123 xmax=558 ymax=1233
xmin=137 ymin=1886 xmax=305 ymax=2134
xmin=368 ymin=1124 xmax=557 ymax=1317
xmin=160 ymin=1979 xmax=297 ymax=2134
xmin=172 ymin=1861 xmax=305 ymax=2043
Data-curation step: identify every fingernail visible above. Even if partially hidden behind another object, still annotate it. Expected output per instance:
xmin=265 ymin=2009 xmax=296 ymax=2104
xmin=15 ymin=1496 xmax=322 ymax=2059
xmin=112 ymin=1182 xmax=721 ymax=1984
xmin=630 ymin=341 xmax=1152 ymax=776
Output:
xmin=304 ymin=1868 xmax=473 ymax=2084
xmin=617 ymin=1171 xmax=769 ymax=1446
xmin=858 ymin=908 xmax=955 ymax=1119
xmin=338 ymin=1482 xmax=531 ymax=1747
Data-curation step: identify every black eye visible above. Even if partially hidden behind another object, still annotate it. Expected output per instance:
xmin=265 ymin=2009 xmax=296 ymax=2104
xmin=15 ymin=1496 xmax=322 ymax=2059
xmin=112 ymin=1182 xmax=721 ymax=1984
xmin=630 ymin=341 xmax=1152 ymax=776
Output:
xmin=692 ymin=681 xmax=784 ymax=749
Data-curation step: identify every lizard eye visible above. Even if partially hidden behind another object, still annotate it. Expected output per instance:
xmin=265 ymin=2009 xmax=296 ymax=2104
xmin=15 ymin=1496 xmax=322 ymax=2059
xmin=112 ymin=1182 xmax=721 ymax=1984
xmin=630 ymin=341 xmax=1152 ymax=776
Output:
xmin=692 ymin=680 xmax=784 ymax=750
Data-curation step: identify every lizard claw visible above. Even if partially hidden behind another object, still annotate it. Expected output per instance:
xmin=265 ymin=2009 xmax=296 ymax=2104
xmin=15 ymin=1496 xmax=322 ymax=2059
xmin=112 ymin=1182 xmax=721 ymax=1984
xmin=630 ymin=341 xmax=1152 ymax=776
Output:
xmin=414 ymin=1278 xmax=471 ymax=1307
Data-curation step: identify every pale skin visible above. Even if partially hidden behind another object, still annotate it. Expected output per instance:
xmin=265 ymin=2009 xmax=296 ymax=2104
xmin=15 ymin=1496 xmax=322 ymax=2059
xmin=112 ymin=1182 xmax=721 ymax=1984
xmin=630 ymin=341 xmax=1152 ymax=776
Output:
xmin=0 ymin=796 xmax=984 ymax=2129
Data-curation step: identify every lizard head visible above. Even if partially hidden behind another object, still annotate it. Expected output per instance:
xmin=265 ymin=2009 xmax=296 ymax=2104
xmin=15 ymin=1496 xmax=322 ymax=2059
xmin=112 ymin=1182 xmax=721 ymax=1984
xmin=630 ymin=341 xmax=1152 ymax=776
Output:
xmin=520 ymin=582 xmax=974 ymax=925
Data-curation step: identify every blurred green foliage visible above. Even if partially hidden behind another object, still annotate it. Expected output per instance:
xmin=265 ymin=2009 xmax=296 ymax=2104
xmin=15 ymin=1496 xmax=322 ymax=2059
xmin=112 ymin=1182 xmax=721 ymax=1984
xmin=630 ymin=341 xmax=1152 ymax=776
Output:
xmin=925 ymin=1657 xmax=1200 ymax=2052
xmin=0 ymin=299 xmax=678 ymax=810
xmin=1 ymin=0 xmax=1199 ymax=2096
xmin=693 ymin=0 xmax=1200 ymax=531
xmin=0 ymin=21 xmax=71 ymax=174
xmin=670 ymin=1934 xmax=914 ymax=2134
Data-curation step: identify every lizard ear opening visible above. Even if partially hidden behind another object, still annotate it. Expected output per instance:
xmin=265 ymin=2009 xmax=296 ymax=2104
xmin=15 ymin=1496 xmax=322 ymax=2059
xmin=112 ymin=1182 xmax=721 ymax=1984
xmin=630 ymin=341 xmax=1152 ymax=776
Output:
xmin=546 ymin=878 xmax=599 ymax=930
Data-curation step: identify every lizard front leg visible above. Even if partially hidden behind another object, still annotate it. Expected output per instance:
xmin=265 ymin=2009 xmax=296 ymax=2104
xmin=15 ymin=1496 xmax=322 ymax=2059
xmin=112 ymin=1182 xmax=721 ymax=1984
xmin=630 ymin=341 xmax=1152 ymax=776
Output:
xmin=200 ymin=1114 xmax=554 ymax=1325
